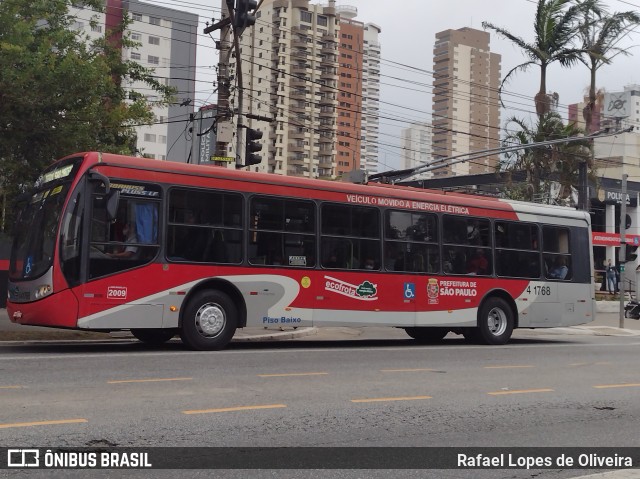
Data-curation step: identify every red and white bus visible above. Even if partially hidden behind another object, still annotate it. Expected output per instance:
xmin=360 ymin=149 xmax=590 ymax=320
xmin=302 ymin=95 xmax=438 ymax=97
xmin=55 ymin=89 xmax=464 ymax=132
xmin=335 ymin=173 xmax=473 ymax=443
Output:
xmin=7 ymin=152 xmax=595 ymax=350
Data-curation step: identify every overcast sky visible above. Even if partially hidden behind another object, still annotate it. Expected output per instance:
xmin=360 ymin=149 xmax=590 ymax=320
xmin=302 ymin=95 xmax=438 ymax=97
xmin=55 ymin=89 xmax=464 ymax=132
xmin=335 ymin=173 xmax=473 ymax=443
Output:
xmin=161 ymin=0 xmax=640 ymax=171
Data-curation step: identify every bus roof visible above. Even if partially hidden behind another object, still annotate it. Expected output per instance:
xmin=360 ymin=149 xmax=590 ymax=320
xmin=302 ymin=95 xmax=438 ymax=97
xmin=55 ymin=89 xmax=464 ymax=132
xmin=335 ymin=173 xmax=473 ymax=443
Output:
xmin=66 ymin=152 xmax=589 ymax=222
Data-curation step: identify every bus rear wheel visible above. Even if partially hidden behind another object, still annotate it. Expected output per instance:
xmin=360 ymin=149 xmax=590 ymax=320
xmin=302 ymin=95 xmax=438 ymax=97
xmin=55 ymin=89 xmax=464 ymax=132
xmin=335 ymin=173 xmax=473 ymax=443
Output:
xmin=404 ymin=327 xmax=449 ymax=343
xmin=131 ymin=328 xmax=176 ymax=345
xmin=475 ymin=297 xmax=514 ymax=345
xmin=180 ymin=290 xmax=237 ymax=351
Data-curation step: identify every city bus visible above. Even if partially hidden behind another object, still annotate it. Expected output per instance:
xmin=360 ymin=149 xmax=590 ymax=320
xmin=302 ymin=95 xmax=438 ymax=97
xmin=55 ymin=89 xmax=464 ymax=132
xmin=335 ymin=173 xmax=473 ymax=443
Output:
xmin=7 ymin=152 xmax=595 ymax=350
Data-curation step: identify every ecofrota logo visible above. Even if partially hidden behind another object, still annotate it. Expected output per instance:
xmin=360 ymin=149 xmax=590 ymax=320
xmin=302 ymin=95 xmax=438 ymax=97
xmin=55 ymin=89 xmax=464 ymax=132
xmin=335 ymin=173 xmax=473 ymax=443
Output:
xmin=7 ymin=449 xmax=40 ymax=467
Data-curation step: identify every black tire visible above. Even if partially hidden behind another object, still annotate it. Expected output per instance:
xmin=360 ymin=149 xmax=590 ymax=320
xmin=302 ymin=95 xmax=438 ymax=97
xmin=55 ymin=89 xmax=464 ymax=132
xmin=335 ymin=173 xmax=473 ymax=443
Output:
xmin=475 ymin=297 xmax=514 ymax=345
xmin=404 ymin=327 xmax=449 ymax=343
xmin=131 ymin=328 xmax=176 ymax=345
xmin=180 ymin=290 xmax=237 ymax=351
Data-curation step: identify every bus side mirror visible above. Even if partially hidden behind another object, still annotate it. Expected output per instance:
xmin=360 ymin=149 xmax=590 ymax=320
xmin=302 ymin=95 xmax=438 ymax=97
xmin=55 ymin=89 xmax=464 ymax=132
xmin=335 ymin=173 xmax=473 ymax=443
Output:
xmin=106 ymin=190 xmax=120 ymax=221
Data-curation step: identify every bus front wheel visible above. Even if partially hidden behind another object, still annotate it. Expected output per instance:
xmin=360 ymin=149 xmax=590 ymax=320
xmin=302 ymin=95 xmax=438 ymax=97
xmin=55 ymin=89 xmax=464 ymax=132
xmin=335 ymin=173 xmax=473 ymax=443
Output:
xmin=131 ymin=328 xmax=176 ymax=345
xmin=180 ymin=290 xmax=237 ymax=351
xmin=404 ymin=327 xmax=449 ymax=343
xmin=475 ymin=297 xmax=514 ymax=345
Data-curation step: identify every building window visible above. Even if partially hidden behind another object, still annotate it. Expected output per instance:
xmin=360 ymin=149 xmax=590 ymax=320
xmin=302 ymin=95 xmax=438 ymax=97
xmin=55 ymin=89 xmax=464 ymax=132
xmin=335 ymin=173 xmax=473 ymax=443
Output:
xmin=144 ymin=133 xmax=157 ymax=142
xmin=131 ymin=52 xmax=141 ymax=60
xmin=131 ymin=33 xmax=141 ymax=41
xmin=318 ymin=15 xmax=328 ymax=27
xmin=148 ymin=36 xmax=160 ymax=45
xmin=148 ymin=55 xmax=159 ymax=65
xmin=300 ymin=11 xmax=312 ymax=22
xmin=149 ymin=16 xmax=161 ymax=26
xmin=159 ymin=135 xmax=167 ymax=144
xmin=131 ymin=13 xmax=142 ymax=22
xmin=91 ymin=25 xmax=102 ymax=33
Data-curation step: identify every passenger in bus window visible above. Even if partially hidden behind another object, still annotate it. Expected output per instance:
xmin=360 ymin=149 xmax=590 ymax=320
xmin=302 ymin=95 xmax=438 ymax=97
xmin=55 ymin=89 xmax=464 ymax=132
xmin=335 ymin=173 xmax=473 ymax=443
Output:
xmin=109 ymin=222 xmax=138 ymax=259
xmin=363 ymin=258 xmax=375 ymax=270
xmin=467 ymin=249 xmax=488 ymax=275
xmin=466 ymin=220 xmax=481 ymax=244
xmin=549 ymin=257 xmax=569 ymax=280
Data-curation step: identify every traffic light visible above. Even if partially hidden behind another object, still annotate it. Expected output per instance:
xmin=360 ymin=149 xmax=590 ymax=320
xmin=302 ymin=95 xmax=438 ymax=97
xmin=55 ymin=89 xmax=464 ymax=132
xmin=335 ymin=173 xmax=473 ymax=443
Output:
xmin=625 ymin=244 xmax=638 ymax=263
xmin=234 ymin=0 xmax=258 ymax=30
xmin=245 ymin=127 xmax=263 ymax=166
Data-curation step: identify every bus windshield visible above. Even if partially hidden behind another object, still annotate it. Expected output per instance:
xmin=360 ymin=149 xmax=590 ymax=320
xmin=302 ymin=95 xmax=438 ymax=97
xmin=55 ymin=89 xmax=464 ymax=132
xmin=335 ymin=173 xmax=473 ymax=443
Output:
xmin=9 ymin=158 xmax=81 ymax=281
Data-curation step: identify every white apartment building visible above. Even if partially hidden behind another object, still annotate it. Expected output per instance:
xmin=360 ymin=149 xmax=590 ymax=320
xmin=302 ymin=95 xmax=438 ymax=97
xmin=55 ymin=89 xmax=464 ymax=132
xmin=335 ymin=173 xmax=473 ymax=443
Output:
xmin=360 ymin=20 xmax=382 ymax=174
xmin=400 ymin=122 xmax=433 ymax=179
xmin=230 ymin=0 xmax=339 ymax=177
xmin=70 ymin=0 xmax=198 ymax=162
xmin=228 ymin=0 xmax=380 ymax=178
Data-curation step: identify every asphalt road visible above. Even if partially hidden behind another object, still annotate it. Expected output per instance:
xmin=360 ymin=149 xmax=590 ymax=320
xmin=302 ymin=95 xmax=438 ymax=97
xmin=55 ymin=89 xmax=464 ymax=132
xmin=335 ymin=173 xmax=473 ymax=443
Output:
xmin=1 ymin=328 xmax=639 ymax=478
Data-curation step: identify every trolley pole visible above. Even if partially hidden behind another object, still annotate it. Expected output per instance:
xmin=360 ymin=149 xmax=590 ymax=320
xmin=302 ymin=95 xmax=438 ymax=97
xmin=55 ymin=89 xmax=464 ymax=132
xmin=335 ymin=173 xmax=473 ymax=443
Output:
xmin=619 ymin=174 xmax=628 ymax=329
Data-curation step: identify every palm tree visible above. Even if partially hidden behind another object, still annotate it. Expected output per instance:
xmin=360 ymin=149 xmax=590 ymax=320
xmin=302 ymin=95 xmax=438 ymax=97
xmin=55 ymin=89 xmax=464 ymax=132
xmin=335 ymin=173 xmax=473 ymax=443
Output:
xmin=482 ymin=0 xmax=585 ymax=118
xmin=577 ymin=1 xmax=640 ymax=133
xmin=500 ymin=112 xmax=592 ymax=204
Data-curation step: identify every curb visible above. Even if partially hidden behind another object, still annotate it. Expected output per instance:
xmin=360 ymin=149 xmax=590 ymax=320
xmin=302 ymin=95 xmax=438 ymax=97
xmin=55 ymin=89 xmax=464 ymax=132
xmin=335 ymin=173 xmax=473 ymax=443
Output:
xmin=515 ymin=326 xmax=640 ymax=337
xmin=232 ymin=327 xmax=318 ymax=342
xmin=0 ymin=327 xmax=320 ymax=344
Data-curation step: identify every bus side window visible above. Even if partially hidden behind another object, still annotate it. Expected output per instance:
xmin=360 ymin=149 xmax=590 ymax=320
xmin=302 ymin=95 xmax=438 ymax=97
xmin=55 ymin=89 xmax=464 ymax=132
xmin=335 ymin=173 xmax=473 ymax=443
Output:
xmin=542 ymin=226 xmax=572 ymax=281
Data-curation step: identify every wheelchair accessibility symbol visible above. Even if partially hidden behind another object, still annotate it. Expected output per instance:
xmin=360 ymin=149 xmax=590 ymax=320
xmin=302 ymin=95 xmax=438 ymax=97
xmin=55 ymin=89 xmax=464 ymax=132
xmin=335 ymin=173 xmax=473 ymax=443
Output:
xmin=404 ymin=283 xmax=415 ymax=299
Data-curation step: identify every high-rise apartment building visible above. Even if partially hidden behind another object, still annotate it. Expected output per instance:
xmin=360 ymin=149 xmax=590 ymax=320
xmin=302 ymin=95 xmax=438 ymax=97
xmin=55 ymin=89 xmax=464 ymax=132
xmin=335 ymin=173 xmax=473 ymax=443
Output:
xmin=431 ymin=27 xmax=500 ymax=178
xmin=400 ymin=122 xmax=433 ymax=179
xmin=71 ymin=0 xmax=198 ymax=162
xmin=230 ymin=0 xmax=380 ymax=179
xmin=334 ymin=6 xmax=363 ymax=178
xmin=360 ymin=20 xmax=382 ymax=174
xmin=336 ymin=6 xmax=382 ymax=175
xmin=234 ymin=0 xmax=339 ymax=177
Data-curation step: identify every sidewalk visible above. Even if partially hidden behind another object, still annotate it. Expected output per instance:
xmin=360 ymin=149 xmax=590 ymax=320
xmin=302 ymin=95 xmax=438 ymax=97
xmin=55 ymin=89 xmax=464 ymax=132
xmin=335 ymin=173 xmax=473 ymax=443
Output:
xmin=0 ymin=301 xmax=639 ymax=343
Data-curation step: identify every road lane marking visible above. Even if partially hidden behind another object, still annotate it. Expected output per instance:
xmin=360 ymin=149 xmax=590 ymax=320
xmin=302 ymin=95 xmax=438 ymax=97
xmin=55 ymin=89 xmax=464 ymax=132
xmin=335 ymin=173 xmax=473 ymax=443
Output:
xmin=0 ymin=419 xmax=87 ymax=429
xmin=488 ymin=388 xmax=554 ymax=396
xmin=257 ymin=372 xmax=328 ymax=377
xmin=108 ymin=377 xmax=193 ymax=384
xmin=570 ymin=362 xmax=612 ymax=367
xmin=351 ymin=395 xmax=432 ymax=403
xmin=183 ymin=404 xmax=287 ymax=415
xmin=0 ymin=385 xmax=23 ymax=389
xmin=380 ymin=368 xmax=438 ymax=372
xmin=593 ymin=383 xmax=640 ymax=389
xmin=484 ymin=365 xmax=534 ymax=369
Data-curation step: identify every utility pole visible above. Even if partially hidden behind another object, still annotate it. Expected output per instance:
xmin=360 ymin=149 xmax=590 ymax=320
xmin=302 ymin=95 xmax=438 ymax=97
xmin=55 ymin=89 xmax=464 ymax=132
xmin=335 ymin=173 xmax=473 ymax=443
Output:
xmin=203 ymin=2 xmax=233 ymax=164
xmin=619 ymin=174 xmax=628 ymax=329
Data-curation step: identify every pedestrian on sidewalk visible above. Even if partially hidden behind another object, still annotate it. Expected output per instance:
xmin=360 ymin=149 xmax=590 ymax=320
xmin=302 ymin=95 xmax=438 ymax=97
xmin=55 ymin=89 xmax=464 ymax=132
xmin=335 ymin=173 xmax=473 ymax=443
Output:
xmin=606 ymin=259 xmax=618 ymax=294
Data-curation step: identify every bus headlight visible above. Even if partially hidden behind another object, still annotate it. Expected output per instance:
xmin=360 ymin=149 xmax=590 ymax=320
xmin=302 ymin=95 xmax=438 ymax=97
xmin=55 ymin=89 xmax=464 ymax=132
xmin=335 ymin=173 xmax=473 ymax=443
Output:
xmin=34 ymin=284 xmax=52 ymax=299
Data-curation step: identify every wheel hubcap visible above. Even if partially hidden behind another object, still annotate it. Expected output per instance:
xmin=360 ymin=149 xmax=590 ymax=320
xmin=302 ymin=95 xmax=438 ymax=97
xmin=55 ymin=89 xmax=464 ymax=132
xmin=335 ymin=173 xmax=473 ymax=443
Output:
xmin=195 ymin=303 xmax=225 ymax=337
xmin=487 ymin=307 xmax=507 ymax=336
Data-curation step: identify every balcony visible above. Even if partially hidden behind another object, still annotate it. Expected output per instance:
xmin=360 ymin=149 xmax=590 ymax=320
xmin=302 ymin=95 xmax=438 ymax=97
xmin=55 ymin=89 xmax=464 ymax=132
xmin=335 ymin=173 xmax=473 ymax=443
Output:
xmin=318 ymin=133 xmax=334 ymax=144
xmin=320 ymin=69 xmax=336 ymax=80
xmin=288 ymin=143 xmax=305 ymax=153
xmin=292 ymin=38 xmax=309 ymax=49
xmin=289 ymin=129 xmax=307 ymax=139
xmin=291 ymin=89 xmax=309 ymax=99
xmin=292 ymin=102 xmax=309 ymax=112
xmin=290 ymin=76 xmax=307 ymax=88
xmin=319 ymin=84 xmax=335 ymax=94
xmin=292 ymin=63 xmax=311 ymax=74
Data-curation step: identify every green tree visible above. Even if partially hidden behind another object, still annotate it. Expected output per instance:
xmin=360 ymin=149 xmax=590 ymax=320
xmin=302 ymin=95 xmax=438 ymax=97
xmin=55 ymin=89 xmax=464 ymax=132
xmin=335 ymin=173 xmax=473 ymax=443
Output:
xmin=500 ymin=113 xmax=593 ymax=204
xmin=482 ymin=0 xmax=585 ymax=117
xmin=0 ymin=0 xmax=175 ymax=231
xmin=576 ymin=1 xmax=640 ymax=133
